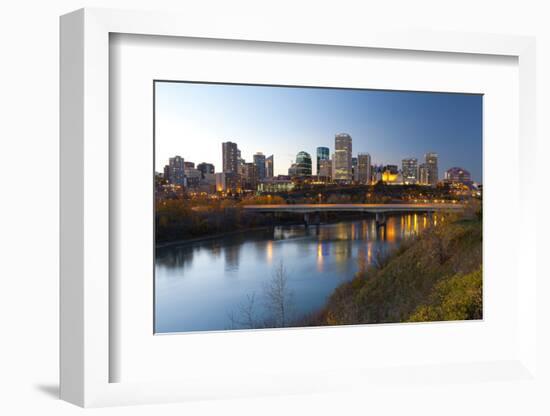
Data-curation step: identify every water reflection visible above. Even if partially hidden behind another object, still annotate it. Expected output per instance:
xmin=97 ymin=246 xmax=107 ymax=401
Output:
xmin=155 ymin=214 xmax=433 ymax=332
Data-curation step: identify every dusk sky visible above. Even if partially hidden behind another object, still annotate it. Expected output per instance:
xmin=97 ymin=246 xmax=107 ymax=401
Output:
xmin=155 ymin=82 xmax=483 ymax=182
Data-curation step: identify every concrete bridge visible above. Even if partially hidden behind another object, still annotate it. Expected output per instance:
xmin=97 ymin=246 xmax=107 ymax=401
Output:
xmin=243 ymin=203 xmax=464 ymax=229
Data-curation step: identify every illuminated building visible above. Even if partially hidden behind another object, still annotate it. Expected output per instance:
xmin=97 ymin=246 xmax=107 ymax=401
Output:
xmin=444 ymin=167 xmax=472 ymax=185
xmin=402 ymin=158 xmax=418 ymax=184
xmin=242 ymin=162 xmax=258 ymax=190
xmin=222 ymin=141 xmax=240 ymax=173
xmin=419 ymin=163 xmax=430 ymax=185
xmin=253 ymin=152 xmax=266 ymax=180
xmin=334 ymin=133 xmax=352 ymax=182
xmin=295 ymin=151 xmax=312 ymax=176
xmin=352 ymin=157 xmax=359 ymax=182
xmin=382 ymin=165 xmax=400 ymax=183
xmin=167 ymin=155 xmax=185 ymax=186
xmin=316 ymin=147 xmax=330 ymax=175
xmin=265 ymin=155 xmax=274 ymax=178
xmin=215 ymin=172 xmax=240 ymax=193
xmin=357 ymin=153 xmax=371 ymax=184
xmin=425 ymin=152 xmax=439 ymax=186
xmin=318 ymin=159 xmax=332 ymax=182
xmin=257 ymin=178 xmax=295 ymax=193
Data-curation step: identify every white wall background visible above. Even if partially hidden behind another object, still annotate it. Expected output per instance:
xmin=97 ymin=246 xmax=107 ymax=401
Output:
xmin=0 ymin=0 xmax=548 ymax=415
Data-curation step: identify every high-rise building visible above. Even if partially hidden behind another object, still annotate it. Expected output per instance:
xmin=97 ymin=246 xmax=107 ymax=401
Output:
xmin=357 ymin=153 xmax=371 ymax=184
xmin=253 ymin=152 xmax=266 ymax=180
xmin=351 ymin=157 xmax=359 ymax=182
xmin=265 ymin=155 xmax=274 ymax=178
xmin=402 ymin=158 xmax=418 ymax=184
xmin=197 ymin=162 xmax=215 ymax=177
xmin=184 ymin=161 xmax=195 ymax=171
xmin=215 ymin=172 xmax=240 ymax=193
xmin=222 ymin=141 xmax=239 ymax=173
xmin=425 ymin=152 xmax=439 ymax=186
xmin=419 ymin=163 xmax=430 ymax=185
xmin=444 ymin=167 xmax=472 ymax=185
xmin=334 ymin=133 xmax=352 ymax=182
xmin=316 ymin=147 xmax=330 ymax=175
xmin=295 ymin=151 xmax=312 ymax=176
xmin=318 ymin=159 xmax=332 ymax=182
xmin=167 ymin=155 xmax=185 ymax=186
xmin=242 ymin=162 xmax=258 ymax=190
xmin=163 ymin=164 xmax=170 ymax=182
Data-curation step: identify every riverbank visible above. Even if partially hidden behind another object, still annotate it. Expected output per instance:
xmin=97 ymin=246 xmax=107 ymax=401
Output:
xmin=155 ymin=211 xmax=416 ymax=248
xmin=301 ymin=212 xmax=482 ymax=326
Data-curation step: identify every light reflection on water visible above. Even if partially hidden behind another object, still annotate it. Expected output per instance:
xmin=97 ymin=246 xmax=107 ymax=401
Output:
xmin=155 ymin=214 xmax=432 ymax=333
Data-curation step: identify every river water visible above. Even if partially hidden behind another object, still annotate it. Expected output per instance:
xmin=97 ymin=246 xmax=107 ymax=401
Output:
xmin=155 ymin=213 xmax=433 ymax=333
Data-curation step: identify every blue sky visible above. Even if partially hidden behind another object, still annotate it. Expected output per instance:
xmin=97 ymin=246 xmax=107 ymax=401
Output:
xmin=155 ymin=82 xmax=483 ymax=182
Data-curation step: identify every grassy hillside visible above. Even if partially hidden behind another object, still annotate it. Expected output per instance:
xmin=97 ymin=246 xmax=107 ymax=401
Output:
xmin=313 ymin=212 xmax=482 ymax=326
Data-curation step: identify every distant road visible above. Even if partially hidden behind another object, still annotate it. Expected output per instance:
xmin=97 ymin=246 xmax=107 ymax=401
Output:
xmin=242 ymin=203 xmax=464 ymax=214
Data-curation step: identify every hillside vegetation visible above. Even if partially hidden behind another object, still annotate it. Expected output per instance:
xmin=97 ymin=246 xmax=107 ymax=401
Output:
xmin=312 ymin=212 xmax=483 ymax=326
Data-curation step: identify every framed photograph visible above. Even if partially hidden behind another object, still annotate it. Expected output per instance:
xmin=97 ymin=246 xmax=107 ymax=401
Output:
xmin=60 ymin=8 xmax=538 ymax=408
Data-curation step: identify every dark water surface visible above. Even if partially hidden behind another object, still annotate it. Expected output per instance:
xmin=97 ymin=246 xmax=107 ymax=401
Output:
xmin=155 ymin=213 xmax=433 ymax=333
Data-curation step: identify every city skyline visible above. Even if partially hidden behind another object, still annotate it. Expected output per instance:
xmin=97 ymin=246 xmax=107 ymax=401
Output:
xmin=155 ymin=81 xmax=483 ymax=182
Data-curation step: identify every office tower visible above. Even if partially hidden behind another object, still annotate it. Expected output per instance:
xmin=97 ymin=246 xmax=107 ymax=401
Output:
xmin=183 ymin=161 xmax=195 ymax=171
xmin=402 ymin=158 xmax=418 ymax=184
xmin=318 ymin=159 xmax=332 ymax=182
xmin=334 ymin=133 xmax=352 ymax=182
xmin=242 ymin=162 xmax=258 ymax=190
xmin=253 ymin=152 xmax=266 ymax=180
xmin=316 ymin=146 xmax=330 ymax=175
xmin=265 ymin=155 xmax=274 ymax=178
xmin=295 ymin=151 xmax=312 ymax=176
xmin=167 ymin=155 xmax=185 ymax=186
xmin=425 ymin=152 xmax=439 ymax=186
xmin=419 ymin=163 xmax=430 ymax=185
xmin=197 ymin=162 xmax=215 ymax=178
xmin=444 ymin=167 xmax=472 ymax=185
xmin=222 ymin=141 xmax=239 ymax=173
xmin=351 ymin=157 xmax=358 ymax=182
xmin=357 ymin=153 xmax=371 ymax=184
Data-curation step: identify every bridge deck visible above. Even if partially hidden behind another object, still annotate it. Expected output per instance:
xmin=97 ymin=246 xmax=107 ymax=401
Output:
xmin=242 ymin=203 xmax=464 ymax=213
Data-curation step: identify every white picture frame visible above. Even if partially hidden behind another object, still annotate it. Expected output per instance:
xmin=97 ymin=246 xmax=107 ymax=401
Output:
xmin=60 ymin=7 xmax=538 ymax=408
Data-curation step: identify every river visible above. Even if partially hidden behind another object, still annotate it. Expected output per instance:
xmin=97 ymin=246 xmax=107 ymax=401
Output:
xmin=155 ymin=213 xmax=434 ymax=333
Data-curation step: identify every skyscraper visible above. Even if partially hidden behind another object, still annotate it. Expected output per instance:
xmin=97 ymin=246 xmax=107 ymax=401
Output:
xmin=425 ymin=152 xmax=439 ymax=186
xmin=242 ymin=162 xmax=258 ymax=190
xmin=334 ymin=133 xmax=352 ymax=182
xmin=357 ymin=153 xmax=371 ymax=184
xmin=419 ymin=163 xmax=430 ymax=185
xmin=167 ymin=155 xmax=185 ymax=186
xmin=265 ymin=155 xmax=274 ymax=178
xmin=351 ymin=157 xmax=358 ymax=182
xmin=222 ymin=141 xmax=239 ymax=173
xmin=318 ymin=159 xmax=332 ymax=182
xmin=253 ymin=152 xmax=266 ymax=180
xmin=316 ymin=147 xmax=330 ymax=175
xmin=402 ymin=158 xmax=418 ymax=184
xmin=295 ymin=151 xmax=312 ymax=176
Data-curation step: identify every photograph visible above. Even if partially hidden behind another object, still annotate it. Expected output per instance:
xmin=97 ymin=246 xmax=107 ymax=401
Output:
xmin=154 ymin=81 xmax=483 ymax=333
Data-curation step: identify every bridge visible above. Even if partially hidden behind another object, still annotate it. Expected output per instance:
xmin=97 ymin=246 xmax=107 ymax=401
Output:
xmin=243 ymin=203 xmax=464 ymax=229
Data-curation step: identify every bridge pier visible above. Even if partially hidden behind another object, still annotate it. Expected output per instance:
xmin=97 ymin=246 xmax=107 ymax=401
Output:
xmin=375 ymin=212 xmax=386 ymax=239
